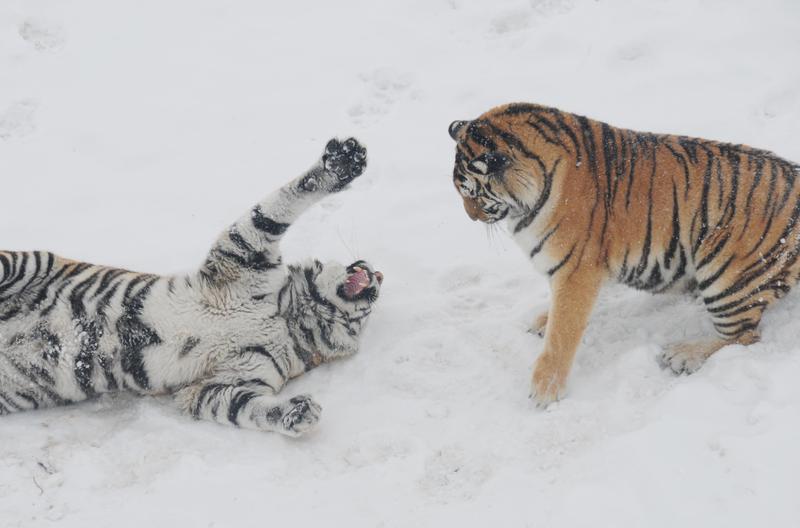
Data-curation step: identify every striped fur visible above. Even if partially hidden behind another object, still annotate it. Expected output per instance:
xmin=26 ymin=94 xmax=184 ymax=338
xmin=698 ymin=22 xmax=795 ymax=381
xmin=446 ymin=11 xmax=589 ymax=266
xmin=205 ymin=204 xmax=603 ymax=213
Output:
xmin=449 ymin=103 xmax=800 ymax=405
xmin=0 ymin=138 xmax=381 ymax=437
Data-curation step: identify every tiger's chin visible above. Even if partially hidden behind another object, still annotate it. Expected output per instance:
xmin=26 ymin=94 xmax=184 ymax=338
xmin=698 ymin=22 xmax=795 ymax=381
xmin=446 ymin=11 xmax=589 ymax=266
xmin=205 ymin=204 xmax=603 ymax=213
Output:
xmin=462 ymin=197 xmax=510 ymax=224
xmin=474 ymin=207 xmax=510 ymax=224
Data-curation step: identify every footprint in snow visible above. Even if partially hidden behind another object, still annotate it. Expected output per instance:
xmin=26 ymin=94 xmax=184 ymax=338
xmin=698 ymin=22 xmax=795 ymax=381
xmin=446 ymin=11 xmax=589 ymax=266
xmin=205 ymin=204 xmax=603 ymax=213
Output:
xmin=418 ymin=445 xmax=493 ymax=503
xmin=489 ymin=0 xmax=574 ymax=35
xmin=18 ymin=17 xmax=66 ymax=52
xmin=347 ymin=69 xmax=415 ymax=126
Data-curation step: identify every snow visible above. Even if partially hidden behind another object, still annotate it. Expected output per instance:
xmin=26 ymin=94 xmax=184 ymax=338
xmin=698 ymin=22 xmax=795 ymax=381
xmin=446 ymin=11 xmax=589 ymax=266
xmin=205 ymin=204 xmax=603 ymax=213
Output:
xmin=1 ymin=0 xmax=799 ymax=526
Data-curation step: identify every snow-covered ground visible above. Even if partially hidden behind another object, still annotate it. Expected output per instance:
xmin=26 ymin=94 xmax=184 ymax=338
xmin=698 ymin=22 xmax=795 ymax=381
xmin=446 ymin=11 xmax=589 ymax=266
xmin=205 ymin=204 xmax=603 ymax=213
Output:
xmin=2 ymin=0 xmax=799 ymax=526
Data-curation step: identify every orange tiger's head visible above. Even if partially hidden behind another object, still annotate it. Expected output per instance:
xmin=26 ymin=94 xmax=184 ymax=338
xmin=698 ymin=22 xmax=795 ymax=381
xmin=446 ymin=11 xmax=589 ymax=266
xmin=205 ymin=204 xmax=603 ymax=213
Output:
xmin=448 ymin=104 xmax=565 ymax=224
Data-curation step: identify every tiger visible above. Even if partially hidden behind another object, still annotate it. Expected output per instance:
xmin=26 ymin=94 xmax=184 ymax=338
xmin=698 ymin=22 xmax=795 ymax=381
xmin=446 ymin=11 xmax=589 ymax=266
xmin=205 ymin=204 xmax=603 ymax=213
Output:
xmin=448 ymin=103 xmax=800 ymax=406
xmin=0 ymin=137 xmax=383 ymax=437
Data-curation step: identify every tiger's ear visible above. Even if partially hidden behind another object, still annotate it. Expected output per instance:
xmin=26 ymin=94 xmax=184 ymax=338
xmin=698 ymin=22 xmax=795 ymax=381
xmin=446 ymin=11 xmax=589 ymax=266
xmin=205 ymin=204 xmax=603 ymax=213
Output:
xmin=468 ymin=152 xmax=510 ymax=175
xmin=449 ymin=120 xmax=469 ymax=140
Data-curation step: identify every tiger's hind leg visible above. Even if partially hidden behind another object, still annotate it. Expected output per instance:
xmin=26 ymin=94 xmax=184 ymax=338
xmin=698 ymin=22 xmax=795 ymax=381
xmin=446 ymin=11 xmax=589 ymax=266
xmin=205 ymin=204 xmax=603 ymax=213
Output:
xmin=175 ymin=381 xmax=322 ymax=437
xmin=659 ymin=267 xmax=784 ymax=374
xmin=658 ymin=329 xmax=759 ymax=375
xmin=0 ymin=350 xmax=77 ymax=414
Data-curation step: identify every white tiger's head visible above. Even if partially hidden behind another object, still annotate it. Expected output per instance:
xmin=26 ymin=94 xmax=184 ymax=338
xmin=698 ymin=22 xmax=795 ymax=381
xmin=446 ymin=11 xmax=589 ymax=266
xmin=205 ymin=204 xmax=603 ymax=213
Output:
xmin=322 ymin=259 xmax=383 ymax=307
xmin=283 ymin=259 xmax=383 ymax=360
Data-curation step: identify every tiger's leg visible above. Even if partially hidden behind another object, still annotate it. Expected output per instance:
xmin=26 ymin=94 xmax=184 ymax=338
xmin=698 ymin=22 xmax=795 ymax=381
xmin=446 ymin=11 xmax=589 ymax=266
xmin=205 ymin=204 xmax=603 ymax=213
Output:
xmin=199 ymin=138 xmax=367 ymax=284
xmin=659 ymin=329 xmax=760 ymax=375
xmin=175 ymin=382 xmax=322 ymax=437
xmin=0 ymin=348 xmax=79 ymax=415
xmin=659 ymin=264 xmax=778 ymax=374
xmin=531 ymin=270 xmax=603 ymax=406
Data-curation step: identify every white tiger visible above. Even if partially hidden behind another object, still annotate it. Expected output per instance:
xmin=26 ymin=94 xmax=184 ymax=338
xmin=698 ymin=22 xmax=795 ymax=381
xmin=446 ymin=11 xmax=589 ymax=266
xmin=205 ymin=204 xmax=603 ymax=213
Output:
xmin=0 ymin=137 xmax=382 ymax=437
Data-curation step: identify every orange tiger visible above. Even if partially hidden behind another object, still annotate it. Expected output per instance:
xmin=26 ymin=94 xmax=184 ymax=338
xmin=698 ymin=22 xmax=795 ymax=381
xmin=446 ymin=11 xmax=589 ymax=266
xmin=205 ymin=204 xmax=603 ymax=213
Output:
xmin=448 ymin=103 xmax=800 ymax=405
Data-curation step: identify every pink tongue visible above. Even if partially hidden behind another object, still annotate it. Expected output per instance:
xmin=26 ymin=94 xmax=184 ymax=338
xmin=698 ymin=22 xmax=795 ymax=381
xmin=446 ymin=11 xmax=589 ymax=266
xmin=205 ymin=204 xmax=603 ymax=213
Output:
xmin=344 ymin=270 xmax=370 ymax=297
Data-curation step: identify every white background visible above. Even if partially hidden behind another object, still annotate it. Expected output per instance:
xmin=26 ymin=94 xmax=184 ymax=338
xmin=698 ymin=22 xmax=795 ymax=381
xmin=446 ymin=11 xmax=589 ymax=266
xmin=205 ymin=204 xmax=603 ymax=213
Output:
xmin=1 ymin=0 xmax=799 ymax=526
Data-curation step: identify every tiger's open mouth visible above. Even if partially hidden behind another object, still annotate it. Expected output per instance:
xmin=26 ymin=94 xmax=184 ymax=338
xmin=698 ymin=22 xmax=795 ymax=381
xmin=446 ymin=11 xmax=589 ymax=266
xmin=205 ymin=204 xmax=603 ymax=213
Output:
xmin=338 ymin=261 xmax=383 ymax=303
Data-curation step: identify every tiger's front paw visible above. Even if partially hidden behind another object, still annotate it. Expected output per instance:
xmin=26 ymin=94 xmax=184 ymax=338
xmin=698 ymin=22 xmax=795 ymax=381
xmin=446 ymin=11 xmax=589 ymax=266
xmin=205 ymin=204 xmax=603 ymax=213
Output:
xmin=280 ymin=395 xmax=322 ymax=437
xmin=527 ymin=310 xmax=549 ymax=338
xmin=530 ymin=354 xmax=567 ymax=407
xmin=321 ymin=137 xmax=367 ymax=191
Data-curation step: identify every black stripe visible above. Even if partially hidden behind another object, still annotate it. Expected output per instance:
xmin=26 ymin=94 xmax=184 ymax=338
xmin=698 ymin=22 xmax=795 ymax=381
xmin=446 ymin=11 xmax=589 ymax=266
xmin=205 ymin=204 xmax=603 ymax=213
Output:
xmin=117 ymin=276 xmax=161 ymax=390
xmin=576 ymin=115 xmax=598 ymax=174
xmin=229 ymin=229 xmax=255 ymax=252
xmin=466 ymin=121 xmax=498 ymax=150
xmin=716 ymin=322 xmax=758 ymax=338
xmin=0 ymin=392 xmax=24 ymax=411
xmin=743 ymin=212 xmax=775 ymax=259
xmin=180 ymin=336 xmax=201 ymax=358
xmin=69 ymin=270 xmax=102 ymax=318
xmin=624 ymin=134 xmax=639 ymax=210
xmin=633 ymin=193 xmax=654 ymax=281
xmin=547 ymin=245 xmax=576 ymax=276
xmin=696 ymin=231 xmax=731 ymax=270
xmin=192 ymin=383 xmax=227 ymax=418
xmin=692 ymin=158 xmax=713 ymax=257
xmin=0 ymin=252 xmax=27 ymax=298
xmin=39 ymin=263 xmax=92 ymax=316
xmin=546 ymin=110 xmax=582 ymax=165
xmin=711 ymin=300 xmax=767 ymax=320
xmin=600 ymin=123 xmax=617 ymax=209
xmin=530 ymin=225 xmax=559 ymax=258
xmin=240 ymin=345 xmax=287 ymax=379
xmin=251 ymin=205 xmax=289 ymax=236
xmin=664 ymin=185 xmax=681 ymax=269
xmin=74 ymin=320 xmax=100 ymax=397
xmin=15 ymin=391 xmax=39 ymax=410
xmin=741 ymin=156 xmax=765 ymax=237
xmin=763 ymin=160 xmax=778 ymax=218
xmin=697 ymin=255 xmax=735 ymax=291
xmin=0 ymin=253 xmax=10 ymax=284
xmin=0 ymin=306 xmax=21 ymax=321
xmin=289 ymin=330 xmax=320 ymax=371
xmin=526 ymin=117 xmax=566 ymax=151
xmin=91 ymin=269 xmax=127 ymax=300
xmin=17 ymin=251 xmax=43 ymax=296
xmin=228 ymin=390 xmax=259 ymax=426
xmin=513 ymin=159 xmax=560 ymax=233
xmin=654 ymin=247 xmax=688 ymax=293
xmin=664 ymin=143 xmax=691 ymax=200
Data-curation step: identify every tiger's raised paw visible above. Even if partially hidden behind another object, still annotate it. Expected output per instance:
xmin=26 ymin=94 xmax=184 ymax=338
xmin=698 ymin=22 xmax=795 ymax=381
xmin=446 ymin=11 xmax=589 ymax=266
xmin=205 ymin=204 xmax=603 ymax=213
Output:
xmin=321 ymin=137 xmax=367 ymax=191
xmin=280 ymin=395 xmax=322 ymax=437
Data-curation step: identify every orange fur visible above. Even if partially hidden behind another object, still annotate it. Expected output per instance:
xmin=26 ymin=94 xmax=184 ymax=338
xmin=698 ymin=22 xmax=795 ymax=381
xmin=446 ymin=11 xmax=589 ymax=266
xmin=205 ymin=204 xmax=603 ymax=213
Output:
xmin=449 ymin=103 xmax=800 ymax=405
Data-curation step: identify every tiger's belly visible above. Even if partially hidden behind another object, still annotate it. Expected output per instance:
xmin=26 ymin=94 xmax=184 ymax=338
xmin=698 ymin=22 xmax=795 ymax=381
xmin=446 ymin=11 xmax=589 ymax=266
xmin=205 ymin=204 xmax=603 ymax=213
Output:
xmin=0 ymin=300 xmax=214 ymax=410
xmin=0 ymin=311 xmax=126 ymax=407
xmin=508 ymin=216 xmax=695 ymax=293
